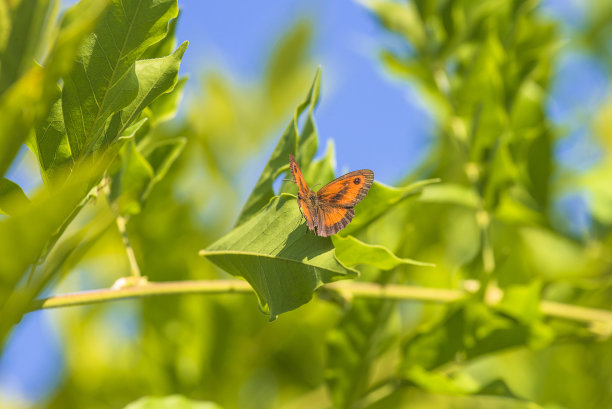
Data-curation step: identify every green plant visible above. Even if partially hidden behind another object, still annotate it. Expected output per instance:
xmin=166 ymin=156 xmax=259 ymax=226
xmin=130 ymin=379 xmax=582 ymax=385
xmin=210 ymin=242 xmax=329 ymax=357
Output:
xmin=1 ymin=1 xmax=611 ymax=409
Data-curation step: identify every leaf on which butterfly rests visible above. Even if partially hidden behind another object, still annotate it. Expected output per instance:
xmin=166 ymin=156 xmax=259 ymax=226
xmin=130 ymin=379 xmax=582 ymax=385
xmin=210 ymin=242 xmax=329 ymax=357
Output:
xmin=332 ymin=235 xmax=434 ymax=270
xmin=200 ymin=193 xmax=357 ymax=320
xmin=339 ymin=178 xmax=440 ymax=236
xmin=234 ymin=67 xmax=321 ymax=226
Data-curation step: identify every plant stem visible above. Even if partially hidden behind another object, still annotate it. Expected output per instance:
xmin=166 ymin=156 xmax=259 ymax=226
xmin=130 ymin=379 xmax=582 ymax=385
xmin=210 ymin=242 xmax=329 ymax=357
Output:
xmin=25 ymin=280 xmax=612 ymax=327
xmin=115 ymin=215 xmax=141 ymax=278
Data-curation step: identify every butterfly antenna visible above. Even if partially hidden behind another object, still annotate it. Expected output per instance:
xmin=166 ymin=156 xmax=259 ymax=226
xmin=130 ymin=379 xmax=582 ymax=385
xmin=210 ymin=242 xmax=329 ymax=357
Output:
xmin=282 ymin=178 xmax=296 ymax=184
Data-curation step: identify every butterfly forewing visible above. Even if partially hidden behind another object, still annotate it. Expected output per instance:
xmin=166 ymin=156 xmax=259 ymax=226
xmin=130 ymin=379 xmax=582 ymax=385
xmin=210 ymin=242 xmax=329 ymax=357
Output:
xmin=316 ymin=170 xmax=374 ymax=207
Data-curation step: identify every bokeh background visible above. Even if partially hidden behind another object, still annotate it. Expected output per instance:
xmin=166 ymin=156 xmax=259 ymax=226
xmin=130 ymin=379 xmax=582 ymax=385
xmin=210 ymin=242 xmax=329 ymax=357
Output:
xmin=1 ymin=0 xmax=612 ymax=408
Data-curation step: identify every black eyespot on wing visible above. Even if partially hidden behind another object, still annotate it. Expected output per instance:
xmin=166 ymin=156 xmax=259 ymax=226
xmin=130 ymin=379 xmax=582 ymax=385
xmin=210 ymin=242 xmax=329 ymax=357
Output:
xmin=353 ymin=177 xmax=361 ymax=185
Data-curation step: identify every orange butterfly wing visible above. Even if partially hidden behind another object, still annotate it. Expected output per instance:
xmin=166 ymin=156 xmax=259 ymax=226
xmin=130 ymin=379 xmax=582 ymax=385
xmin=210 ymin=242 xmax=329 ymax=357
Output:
xmin=289 ymin=154 xmax=316 ymax=231
xmin=316 ymin=170 xmax=374 ymax=207
xmin=288 ymin=155 xmax=374 ymax=237
xmin=315 ymin=169 xmax=374 ymax=236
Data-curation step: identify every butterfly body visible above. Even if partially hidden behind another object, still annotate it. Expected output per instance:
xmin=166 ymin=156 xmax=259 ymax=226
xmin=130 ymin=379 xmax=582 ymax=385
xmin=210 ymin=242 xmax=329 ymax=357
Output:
xmin=289 ymin=154 xmax=373 ymax=237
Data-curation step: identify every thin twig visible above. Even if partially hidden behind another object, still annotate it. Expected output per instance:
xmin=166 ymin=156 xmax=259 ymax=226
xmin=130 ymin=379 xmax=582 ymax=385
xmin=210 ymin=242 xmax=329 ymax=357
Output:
xmin=25 ymin=280 xmax=612 ymax=328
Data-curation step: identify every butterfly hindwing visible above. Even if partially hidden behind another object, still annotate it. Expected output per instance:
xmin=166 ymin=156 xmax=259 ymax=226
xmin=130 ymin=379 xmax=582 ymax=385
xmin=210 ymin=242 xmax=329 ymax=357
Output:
xmin=289 ymin=154 xmax=317 ymax=231
xmin=316 ymin=170 xmax=374 ymax=207
xmin=315 ymin=205 xmax=354 ymax=237
xmin=298 ymin=196 xmax=316 ymax=231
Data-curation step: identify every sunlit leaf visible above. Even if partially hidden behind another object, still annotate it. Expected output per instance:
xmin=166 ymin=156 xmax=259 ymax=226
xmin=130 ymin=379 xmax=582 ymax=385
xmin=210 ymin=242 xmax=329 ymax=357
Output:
xmin=30 ymin=86 xmax=72 ymax=183
xmin=333 ymin=235 xmax=434 ymax=270
xmin=339 ymin=179 xmax=440 ymax=236
xmin=119 ymin=42 xmax=188 ymax=137
xmin=62 ymin=0 xmax=178 ymax=158
xmin=201 ymin=193 xmax=357 ymax=319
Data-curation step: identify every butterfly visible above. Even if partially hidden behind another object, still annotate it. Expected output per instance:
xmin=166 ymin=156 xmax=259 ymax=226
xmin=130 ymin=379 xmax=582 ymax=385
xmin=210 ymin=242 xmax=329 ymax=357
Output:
xmin=288 ymin=154 xmax=374 ymax=237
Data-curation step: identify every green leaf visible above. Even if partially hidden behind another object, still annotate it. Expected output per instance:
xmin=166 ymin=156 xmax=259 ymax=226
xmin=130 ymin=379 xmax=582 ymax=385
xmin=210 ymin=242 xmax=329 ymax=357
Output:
xmin=31 ymin=86 xmax=72 ymax=183
xmin=417 ymin=183 xmax=480 ymax=208
xmin=361 ymin=0 xmax=426 ymax=52
xmin=235 ymin=67 xmax=321 ymax=226
xmin=339 ymin=178 xmax=440 ymax=236
xmin=124 ymin=395 xmax=224 ymax=409
xmin=0 ymin=178 xmax=30 ymax=215
xmin=110 ymin=139 xmax=154 ymax=215
xmin=333 ymin=235 xmax=434 ymax=270
xmin=119 ymin=42 xmax=188 ymax=137
xmin=520 ymin=227 xmax=588 ymax=279
xmin=62 ymin=0 xmax=178 ymax=158
xmin=149 ymin=76 xmax=188 ymax=124
xmin=0 ymin=0 xmax=54 ymax=94
xmin=495 ymin=281 xmax=542 ymax=324
xmin=0 ymin=0 xmax=108 ymax=178
xmin=141 ymin=137 xmax=186 ymax=185
xmin=404 ymin=366 xmax=480 ymax=395
xmin=141 ymin=12 xmax=179 ymax=60
xmin=201 ymin=194 xmax=357 ymax=319
xmin=401 ymin=302 xmax=537 ymax=374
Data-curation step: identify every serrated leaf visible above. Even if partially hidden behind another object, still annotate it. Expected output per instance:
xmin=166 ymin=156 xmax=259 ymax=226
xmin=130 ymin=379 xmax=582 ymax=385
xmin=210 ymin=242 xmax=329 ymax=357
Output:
xmin=201 ymin=194 xmax=357 ymax=319
xmin=333 ymin=235 xmax=434 ymax=270
xmin=0 ymin=178 xmax=30 ymax=215
xmin=124 ymin=395 xmax=224 ymax=409
xmin=235 ymin=67 xmax=321 ymax=226
xmin=62 ymin=0 xmax=178 ymax=158
xmin=119 ymin=42 xmax=188 ymax=136
xmin=339 ymin=178 xmax=440 ymax=236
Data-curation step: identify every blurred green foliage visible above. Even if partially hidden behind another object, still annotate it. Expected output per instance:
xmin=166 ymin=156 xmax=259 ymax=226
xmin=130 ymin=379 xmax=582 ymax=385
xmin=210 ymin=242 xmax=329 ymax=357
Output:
xmin=0 ymin=0 xmax=611 ymax=409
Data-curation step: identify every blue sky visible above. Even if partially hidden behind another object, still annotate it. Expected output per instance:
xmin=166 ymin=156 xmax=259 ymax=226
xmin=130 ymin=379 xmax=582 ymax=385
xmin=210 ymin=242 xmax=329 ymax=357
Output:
xmin=174 ymin=1 xmax=434 ymax=184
